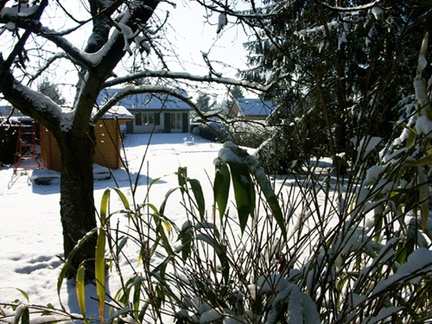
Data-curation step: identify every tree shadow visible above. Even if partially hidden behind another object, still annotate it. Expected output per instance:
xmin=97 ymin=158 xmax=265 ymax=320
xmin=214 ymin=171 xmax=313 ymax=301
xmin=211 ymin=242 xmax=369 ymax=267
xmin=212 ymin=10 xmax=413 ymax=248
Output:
xmin=31 ymin=167 xmax=166 ymax=195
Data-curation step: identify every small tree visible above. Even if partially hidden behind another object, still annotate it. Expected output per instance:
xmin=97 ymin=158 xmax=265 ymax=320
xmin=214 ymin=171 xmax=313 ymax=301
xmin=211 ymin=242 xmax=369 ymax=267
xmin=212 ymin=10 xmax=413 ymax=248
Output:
xmin=196 ymin=92 xmax=211 ymax=112
xmin=37 ymin=78 xmax=65 ymax=105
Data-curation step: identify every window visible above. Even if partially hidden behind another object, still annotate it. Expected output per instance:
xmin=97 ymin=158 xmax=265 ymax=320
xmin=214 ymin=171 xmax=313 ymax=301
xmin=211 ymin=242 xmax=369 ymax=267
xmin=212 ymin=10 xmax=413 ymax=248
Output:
xmin=170 ymin=112 xmax=182 ymax=129
xmin=135 ymin=112 xmax=154 ymax=126
xmin=135 ymin=113 xmax=142 ymax=126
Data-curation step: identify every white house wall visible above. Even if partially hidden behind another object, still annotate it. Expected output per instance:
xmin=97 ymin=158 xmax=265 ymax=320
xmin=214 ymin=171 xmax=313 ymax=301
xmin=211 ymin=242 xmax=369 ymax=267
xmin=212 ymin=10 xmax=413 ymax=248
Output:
xmin=129 ymin=111 xmax=189 ymax=134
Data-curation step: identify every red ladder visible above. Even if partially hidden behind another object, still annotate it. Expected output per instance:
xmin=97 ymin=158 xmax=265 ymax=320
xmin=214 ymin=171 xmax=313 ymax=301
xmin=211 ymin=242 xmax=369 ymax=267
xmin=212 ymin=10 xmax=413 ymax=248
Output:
xmin=14 ymin=121 xmax=42 ymax=172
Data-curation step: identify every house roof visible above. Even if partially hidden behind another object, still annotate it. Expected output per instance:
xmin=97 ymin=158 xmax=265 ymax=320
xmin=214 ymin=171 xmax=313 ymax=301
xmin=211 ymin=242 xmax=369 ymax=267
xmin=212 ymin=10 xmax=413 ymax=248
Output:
xmin=97 ymin=88 xmax=192 ymax=111
xmin=235 ymin=98 xmax=276 ymax=116
xmin=98 ymin=105 xmax=134 ymax=120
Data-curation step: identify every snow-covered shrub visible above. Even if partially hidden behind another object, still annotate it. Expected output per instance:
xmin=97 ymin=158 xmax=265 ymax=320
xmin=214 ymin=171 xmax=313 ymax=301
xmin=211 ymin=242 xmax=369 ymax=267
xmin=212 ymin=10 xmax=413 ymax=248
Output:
xmin=228 ymin=121 xmax=272 ymax=148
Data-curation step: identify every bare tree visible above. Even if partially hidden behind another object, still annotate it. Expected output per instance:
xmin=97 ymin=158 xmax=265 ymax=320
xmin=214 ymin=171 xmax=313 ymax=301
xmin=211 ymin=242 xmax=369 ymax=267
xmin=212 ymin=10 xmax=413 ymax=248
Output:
xmin=0 ymin=0 xmax=273 ymax=278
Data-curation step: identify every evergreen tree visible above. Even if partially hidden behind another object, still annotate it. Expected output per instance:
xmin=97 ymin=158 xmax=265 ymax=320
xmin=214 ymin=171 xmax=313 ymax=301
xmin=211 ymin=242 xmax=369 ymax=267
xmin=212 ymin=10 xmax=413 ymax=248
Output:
xmin=196 ymin=93 xmax=211 ymax=112
xmin=240 ymin=0 xmax=432 ymax=173
xmin=229 ymin=85 xmax=244 ymax=100
xmin=37 ymin=78 xmax=66 ymax=105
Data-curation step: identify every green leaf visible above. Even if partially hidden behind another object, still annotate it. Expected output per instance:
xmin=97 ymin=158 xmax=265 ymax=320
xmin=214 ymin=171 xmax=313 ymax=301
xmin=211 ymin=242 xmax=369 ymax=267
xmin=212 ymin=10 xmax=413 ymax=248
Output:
xmin=111 ymin=187 xmax=131 ymax=211
xmin=405 ymin=154 xmax=432 ymax=167
xmin=406 ymin=128 xmax=417 ymax=148
xmin=196 ymin=233 xmax=229 ymax=283
xmin=75 ymin=263 xmax=86 ymax=319
xmin=159 ymin=187 xmax=180 ymax=216
xmin=217 ymin=142 xmax=287 ymax=240
xmin=14 ymin=289 xmax=29 ymax=302
xmin=214 ymin=162 xmax=230 ymax=220
xmin=95 ymin=227 xmax=106 ymax=322
xmin=229 ymin=161 xmax=255 ymax=233
xmin=188 ymin=178 xmax=206 ymax=219
xmin=178 ymin=222 xmax=192 ymax=261
xmin=418 ymin=168 xmax=429 ymax=229
xmin=132 ymin=280 xmax=142 ymax=319
xmin=177 ymin=167 xmax=188 ymax=192
xmin=57 ymin=227 xmax=98 ymax=312
xmin=251 ymin=166 xmax=287 ymax=241
xmin=151 ymin=214 xmax=175 ymax=256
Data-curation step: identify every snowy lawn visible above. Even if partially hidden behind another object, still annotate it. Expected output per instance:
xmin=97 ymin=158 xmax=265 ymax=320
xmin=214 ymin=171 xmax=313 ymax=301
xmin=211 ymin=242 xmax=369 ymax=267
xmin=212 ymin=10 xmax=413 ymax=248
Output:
xmin=0 ymin=133 xmax=227 ymax=320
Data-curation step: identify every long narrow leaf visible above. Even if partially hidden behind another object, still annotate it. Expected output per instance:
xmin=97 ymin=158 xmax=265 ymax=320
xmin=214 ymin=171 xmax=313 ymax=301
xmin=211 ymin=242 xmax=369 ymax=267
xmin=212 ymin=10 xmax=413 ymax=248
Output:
xmin=57 ymin=228 xmax=98 ymax=311
xmin=214 ymin=162 xmax=230 ymax=220
xmin=188 ymin=178 xmax=206 ymax=219
xmin=229 ymin=161 xmax=255 ymax=233
xmin=75 ymin=263 xmax=86 ymax=319
xmin=95 ymin=188 xmax=114 ymax=323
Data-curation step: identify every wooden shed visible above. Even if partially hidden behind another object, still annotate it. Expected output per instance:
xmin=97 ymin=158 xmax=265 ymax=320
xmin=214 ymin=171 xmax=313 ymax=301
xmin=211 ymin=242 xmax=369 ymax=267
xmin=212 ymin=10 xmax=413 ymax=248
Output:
xmin=39 ymin=106 xmax=133 ymax=171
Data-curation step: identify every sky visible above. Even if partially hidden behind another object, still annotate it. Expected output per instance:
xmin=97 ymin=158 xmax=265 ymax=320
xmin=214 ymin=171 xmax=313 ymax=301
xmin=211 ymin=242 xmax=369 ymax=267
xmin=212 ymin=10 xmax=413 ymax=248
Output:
xmin=36 ymin=0 xmax=253 ymax=104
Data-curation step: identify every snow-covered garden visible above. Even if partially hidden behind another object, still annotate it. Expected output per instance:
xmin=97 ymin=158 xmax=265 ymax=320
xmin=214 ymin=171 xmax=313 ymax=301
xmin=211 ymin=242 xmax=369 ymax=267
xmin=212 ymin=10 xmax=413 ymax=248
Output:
xmin=1 ymin=127 xmax=432 ymax=322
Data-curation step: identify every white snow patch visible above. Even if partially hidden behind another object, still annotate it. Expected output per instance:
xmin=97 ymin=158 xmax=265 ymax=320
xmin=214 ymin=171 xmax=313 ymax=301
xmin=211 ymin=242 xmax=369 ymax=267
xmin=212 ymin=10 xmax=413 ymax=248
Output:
xmin=364 ymin=165 xmax=384 ymax=186
xmin=416 ymin=114 xmax=432 ymax=136
xmin=200 ymin=308 xmax=223 ymax=323
xmin=372 ymin=248 xmax=432 ymax=295
xmin=371 ymin=6 xmax=383 ymax=20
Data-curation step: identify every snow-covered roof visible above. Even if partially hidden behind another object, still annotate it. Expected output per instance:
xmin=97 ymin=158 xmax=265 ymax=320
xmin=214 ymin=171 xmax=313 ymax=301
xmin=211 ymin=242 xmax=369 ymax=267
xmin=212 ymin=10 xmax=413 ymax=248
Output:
xmin=97 ymin=88 xmax=192 ymax=111
xmin=235 ymin=98 xmax=275 ymax=116
xmin=98 ymin=105 xmax=133 ymax=120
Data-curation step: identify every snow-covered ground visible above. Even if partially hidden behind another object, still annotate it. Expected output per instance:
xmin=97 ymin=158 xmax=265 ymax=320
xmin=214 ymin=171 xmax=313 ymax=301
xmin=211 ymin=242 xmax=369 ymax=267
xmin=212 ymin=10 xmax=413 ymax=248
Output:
xmin=0 ymin=133 xmax=227 ymax=320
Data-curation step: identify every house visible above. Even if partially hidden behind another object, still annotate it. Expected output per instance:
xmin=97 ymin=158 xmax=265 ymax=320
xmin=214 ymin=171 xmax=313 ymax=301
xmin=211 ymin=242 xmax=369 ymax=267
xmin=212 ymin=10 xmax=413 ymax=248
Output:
xmin=39 ymin=105 xmax=133 ymax=171
xmin=228 ymin=98 xmax=276 ymax=120
xmin=97 ymin=89 xmax=192 ymax=134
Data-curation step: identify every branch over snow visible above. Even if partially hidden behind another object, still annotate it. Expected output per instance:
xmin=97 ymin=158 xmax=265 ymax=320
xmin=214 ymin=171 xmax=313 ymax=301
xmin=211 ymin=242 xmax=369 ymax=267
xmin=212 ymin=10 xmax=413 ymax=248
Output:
xmin=104 ymin=69 xmax=280 ymax=92
xmin=92 ymin=85 xmax=202 ymax=122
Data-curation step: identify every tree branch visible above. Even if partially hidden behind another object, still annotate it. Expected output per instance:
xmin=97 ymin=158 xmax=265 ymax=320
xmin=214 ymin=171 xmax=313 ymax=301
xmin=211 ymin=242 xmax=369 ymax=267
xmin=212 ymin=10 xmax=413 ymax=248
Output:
xmin=318 ymin=0 xmax=382 ymax=12
xmin=92 ymin=84 xmax=202 ymax=122
xmin=0 ymin=0 xmax=48 ymax=88
xmin=104 ymin=69 xmax=280 ymax=92
xmin=28 ymin=52 xmax=70 ymax=83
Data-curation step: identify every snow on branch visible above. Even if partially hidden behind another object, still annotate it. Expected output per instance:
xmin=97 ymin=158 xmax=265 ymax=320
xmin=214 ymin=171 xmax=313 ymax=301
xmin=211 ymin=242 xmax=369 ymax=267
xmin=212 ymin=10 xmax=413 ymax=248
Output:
xmin=92 ymin=85 xmax=201 ymax=122
xmin=414 ymin=32 xmax=432 ymax=122
xmin=37 ymin=28 xmax=100 ymax=69
xmin=2 ymin=74 xmax=68 ymax=131
xmin=321 ymin=0 xmax=382 ymax=12
xmin=28 ymin=52 xmax=69 ymax=82
xmin=104 ymin=69 xmax=278 ymax=93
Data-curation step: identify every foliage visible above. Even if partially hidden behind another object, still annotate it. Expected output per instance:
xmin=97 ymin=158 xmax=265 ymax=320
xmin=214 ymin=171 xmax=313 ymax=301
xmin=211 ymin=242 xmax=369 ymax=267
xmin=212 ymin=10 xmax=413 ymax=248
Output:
xmin=196 ymin=93 xmax=211 ymax=112
xmin=228 ymin=121 xmax=272 ymax=148
xmin=229 ymin=85 xmax=245 ymax=100
xmin=3 ymin=1 xmax=432 ymax=323
xmin=240 ymin=0 xmax=432 ymax=173
xmin=37 ymin=78 xmax=66 ymax=106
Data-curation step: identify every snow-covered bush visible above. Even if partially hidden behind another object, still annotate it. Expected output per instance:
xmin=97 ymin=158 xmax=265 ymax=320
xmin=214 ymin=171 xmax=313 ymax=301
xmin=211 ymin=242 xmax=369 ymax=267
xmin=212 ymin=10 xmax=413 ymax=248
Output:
xmin=228 ymin=121 xmax=272 ymax=149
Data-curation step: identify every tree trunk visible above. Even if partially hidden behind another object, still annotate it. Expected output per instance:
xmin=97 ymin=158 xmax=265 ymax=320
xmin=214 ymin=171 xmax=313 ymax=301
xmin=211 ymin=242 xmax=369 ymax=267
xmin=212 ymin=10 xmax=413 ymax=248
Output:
xmin=58 ymin=127 xmax=98 ymax=279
